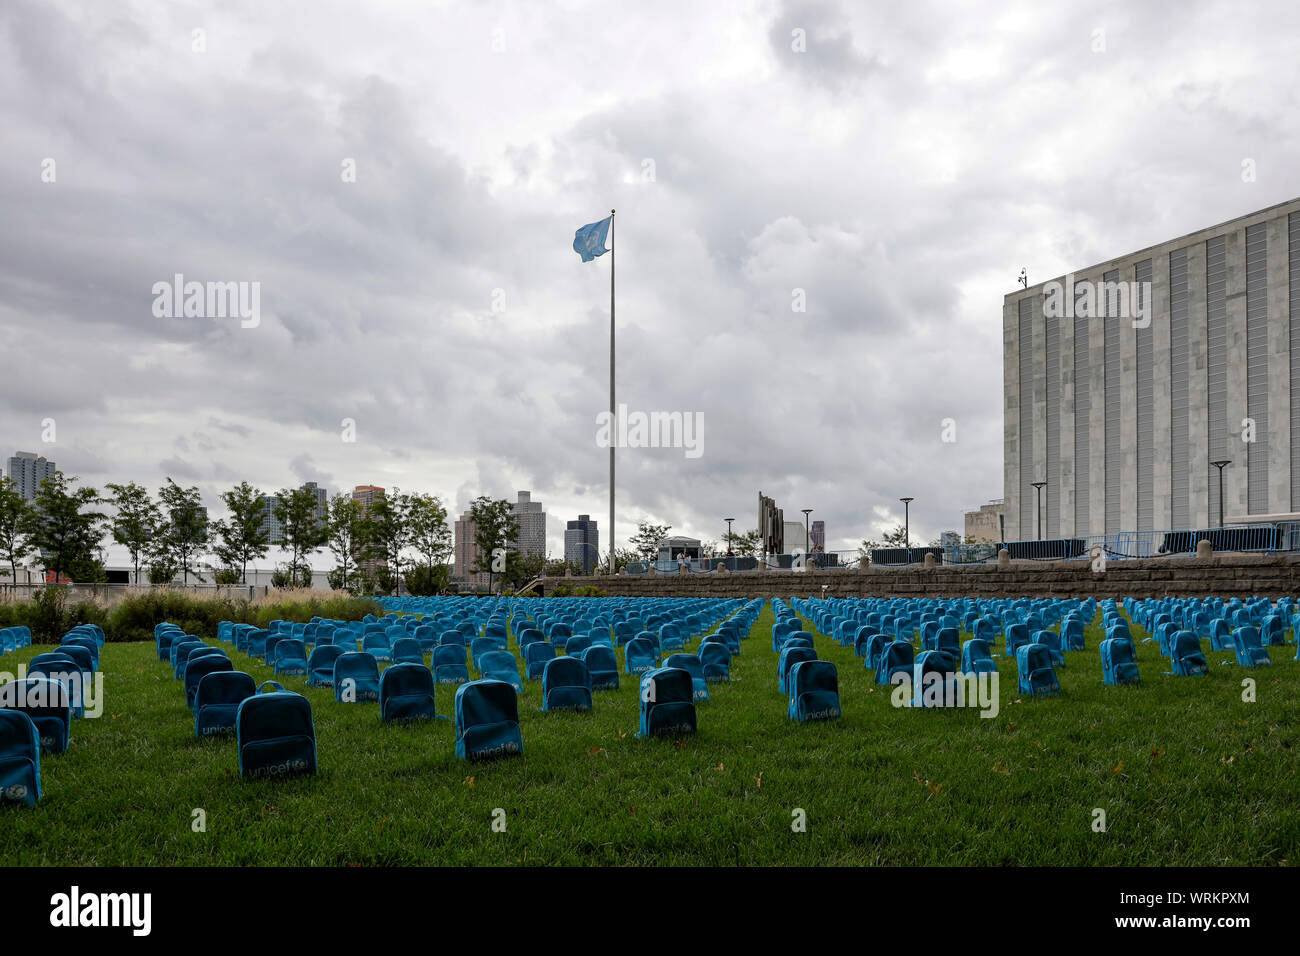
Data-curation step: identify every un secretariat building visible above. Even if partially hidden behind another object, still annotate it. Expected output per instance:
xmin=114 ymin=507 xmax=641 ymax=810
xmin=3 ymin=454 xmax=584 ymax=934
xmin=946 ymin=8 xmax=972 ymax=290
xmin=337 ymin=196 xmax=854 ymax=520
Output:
xmin=1003 ymin=196 xmax=1300 ymax=542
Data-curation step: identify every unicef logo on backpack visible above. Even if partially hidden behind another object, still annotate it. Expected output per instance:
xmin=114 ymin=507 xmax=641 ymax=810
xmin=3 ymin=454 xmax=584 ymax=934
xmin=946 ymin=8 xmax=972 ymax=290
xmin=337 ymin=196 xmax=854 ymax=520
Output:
xmin=5 ymin=783 xmax=28 ymax=801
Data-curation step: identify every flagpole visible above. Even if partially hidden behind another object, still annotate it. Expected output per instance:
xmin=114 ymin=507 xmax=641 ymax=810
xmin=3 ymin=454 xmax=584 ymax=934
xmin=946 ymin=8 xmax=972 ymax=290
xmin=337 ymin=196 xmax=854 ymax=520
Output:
xmin=609 ymin=208 xmax=616 ymax=574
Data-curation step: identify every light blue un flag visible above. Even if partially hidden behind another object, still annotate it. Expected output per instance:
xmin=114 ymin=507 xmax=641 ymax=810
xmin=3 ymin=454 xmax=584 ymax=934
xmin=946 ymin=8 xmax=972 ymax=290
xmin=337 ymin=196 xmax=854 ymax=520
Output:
xmin=573 ymin=216 xmax=612 ymax=262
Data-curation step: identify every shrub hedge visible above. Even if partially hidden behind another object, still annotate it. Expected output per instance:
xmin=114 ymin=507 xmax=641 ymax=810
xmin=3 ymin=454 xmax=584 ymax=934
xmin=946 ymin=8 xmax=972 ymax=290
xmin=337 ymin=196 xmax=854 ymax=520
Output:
xmin=0 ymin=587 xmax=384 ymax=643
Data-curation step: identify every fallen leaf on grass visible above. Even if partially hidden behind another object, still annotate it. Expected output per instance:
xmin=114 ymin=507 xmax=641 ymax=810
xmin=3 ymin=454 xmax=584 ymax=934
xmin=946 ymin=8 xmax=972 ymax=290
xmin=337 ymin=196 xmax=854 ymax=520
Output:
xmin=587 ymin=746 xmax=605 ymax=756
xmin=1112 ymin=761 xmax=1124 ymax=774
xmin=715 ymin=763 xmax=724 ymax=771
xmin=754 ymin=772 xmax=763 ymax=789
xmin=464 ymin=775 xmax=476 ymax=786
xmin=991 ymin=762 xmax=1010 ymax=775
xmin=1150 ymin=747 xmax=1165 ymax=758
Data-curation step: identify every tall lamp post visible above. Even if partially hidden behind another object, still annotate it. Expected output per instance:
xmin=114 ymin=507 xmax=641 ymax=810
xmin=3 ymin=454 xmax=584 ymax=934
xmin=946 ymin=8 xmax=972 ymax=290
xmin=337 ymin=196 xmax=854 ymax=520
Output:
xmin=1211 ymin=460 xmax=1231 ymax=529
xmin=801 ymin=509 xmax=813 ymax=560
xmin=899 ymin=497 xmax=913 ymax=557
xmin=1031 ymin=481 xmax=1047 ymax=540
xmin=724 ymin=517 xmax=735 ymax=557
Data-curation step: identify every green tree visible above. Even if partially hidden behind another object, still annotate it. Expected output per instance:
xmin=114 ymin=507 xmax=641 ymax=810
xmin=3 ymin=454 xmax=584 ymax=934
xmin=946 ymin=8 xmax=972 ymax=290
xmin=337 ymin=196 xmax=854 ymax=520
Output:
xmin=213 ymin=566 xmax=243 ymax=586
xmin=407 ymin=492 xmax=452 ymax=568
xmin=629 ymin=520 xmax=670 ymax=562
xmin=405 ymin=562 xmax=451 ymax=596
xmin=542 ymin=557 xmax=584 ymax=576
xmin=468 ymin=496 xmax=519 ymax=593
xmin=274 ymin=485 xmax=327 ymax=587
xmin=725 ymin=528 xmax=761 ymax=557
xmin=212 ymin=481 xmax=270 ymax=584
xmin=0 ymin=477 xmax=35 ymax=583
xmin=859 ymin=525 xmax=909 ymax=556
xmin=271 ymin=562 xmax=312 ymax=589
xmin=23 ymin=472 xmax=106 ymax=583
xmin=361 ymin=489 xmax=411 ymax=595
xmin=157 ymin=479 xmax=210 ymax=585
xmin=105 ymin=481 xmax=161 ymax=585
xmin=500 ymin=550 xmax=546 ymax=592
xmin=325 ymin=493 xmax=365 ymax=591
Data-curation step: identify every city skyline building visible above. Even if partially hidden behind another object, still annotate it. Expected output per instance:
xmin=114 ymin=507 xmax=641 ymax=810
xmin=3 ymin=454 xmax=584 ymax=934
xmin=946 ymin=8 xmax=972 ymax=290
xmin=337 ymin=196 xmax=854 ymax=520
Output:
xmin=564 ymin=514 xmax=600 ymax=573
xmin=6 ymin=451 xmax=56 ymax=501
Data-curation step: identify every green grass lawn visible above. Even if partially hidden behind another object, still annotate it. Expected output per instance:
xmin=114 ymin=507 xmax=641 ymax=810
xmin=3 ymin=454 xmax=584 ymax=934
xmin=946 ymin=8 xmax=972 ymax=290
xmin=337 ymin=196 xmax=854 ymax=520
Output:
xmin=2 ymin=607 xmax=1297 ymax=865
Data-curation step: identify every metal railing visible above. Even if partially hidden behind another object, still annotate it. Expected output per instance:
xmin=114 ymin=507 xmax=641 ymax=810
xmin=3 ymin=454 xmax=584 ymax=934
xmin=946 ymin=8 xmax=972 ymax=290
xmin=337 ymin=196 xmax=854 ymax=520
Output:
xmin=617 ymin=522 xmax=1300 ymax=574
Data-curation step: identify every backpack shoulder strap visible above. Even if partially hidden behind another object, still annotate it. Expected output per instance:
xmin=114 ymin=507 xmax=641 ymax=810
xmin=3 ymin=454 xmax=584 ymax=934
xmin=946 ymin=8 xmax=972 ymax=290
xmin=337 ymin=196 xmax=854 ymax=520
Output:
xmin=258 ymin=680 xmax=287 ymax=695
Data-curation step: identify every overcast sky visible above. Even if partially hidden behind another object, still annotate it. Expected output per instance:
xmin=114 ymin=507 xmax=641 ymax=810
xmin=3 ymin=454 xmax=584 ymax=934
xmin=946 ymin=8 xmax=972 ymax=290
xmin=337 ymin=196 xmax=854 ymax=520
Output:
xmin=3 ymin=0 xmax=1299 ymax=565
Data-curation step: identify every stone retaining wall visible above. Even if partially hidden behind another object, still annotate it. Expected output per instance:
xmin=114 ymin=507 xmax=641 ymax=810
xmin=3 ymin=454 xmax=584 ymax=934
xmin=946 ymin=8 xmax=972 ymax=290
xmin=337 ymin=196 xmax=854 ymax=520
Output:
xmin=539 ymin=553 xmax=1300 ymax=600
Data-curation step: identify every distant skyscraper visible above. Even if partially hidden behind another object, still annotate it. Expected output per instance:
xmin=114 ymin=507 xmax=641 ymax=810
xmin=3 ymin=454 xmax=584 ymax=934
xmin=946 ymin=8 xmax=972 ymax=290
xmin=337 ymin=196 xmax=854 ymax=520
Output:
xmin=811 ymin=520 xmax=825 ymax=551
xmin=454 ymin=510 xmax=488 ymax=586
xmin=258 ymin=494 xmax=284 ymax=545
xmin=352 ymin=485 xmax=385 ymax=576
xmin=564 ymin=514 xmax=599 ymax=573
xmin=259 ymin=482 xmax=328 ymax=546
xmin=7 ymin=451 xmax=56 ymax=501
xmin=512 ymin=491 xmax=546 ymax=558
xmin=303 ymin=481 xmax=328 ymax=525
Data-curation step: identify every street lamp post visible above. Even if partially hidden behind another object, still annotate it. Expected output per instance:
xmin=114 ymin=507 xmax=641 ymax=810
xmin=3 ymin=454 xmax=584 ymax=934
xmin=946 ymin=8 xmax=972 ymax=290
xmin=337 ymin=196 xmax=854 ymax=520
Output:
xmin=1031 ymin=481 xmax=1047 ymax=540
xmin=1211 ymin=460 xmax=1231 ymax=528
xmin=801 ymin=510 xmax=813 ymax=563
xmin=724 ymin=517 xmax=735 ymax=556
xmin=899 ymin=497 xmax=914 ymax=559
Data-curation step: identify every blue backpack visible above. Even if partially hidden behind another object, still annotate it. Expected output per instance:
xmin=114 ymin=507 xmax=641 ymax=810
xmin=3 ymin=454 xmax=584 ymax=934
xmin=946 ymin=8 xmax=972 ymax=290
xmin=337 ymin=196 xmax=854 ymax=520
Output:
xmin=777 ymin=646 xmax=817 ymax=695
xmin=1060 ymin=619 xmax=1085 ymax=651
xmin=624 ymin=637 xmax=658 ymax=675
xmin=638 ymin=667 xmax=696 ymax=737
xmin=542 ymin=657 xmax=593 ymax=712
xmin=1231 ymin=627 xmax=1271 ymax=668
xmin=1034 ymin=629 xmax=1066 ymax=667
xmin=524 ymin=641 xmax=556 ymax=680
xmin=788 ymin=660 xmax=840 ymax=721
xmin=659 ymin=623 xmax=685 ymax=653
xmin=579 ymin=645 xmax=620 ymax=691
xmin=960 ymin=639 xmax=997 ymax=675
xmin=307 ymin=645 xmax=345 ymax=687
xmin=0 ymin=678 xmax=71 ymax=754
xmin=1015 ymin=644 xmax=1060 ymax=696
xmin=273 ymin=639 xmax=309 ymax=677
xmin=665 ymin=653 xmax=709 ymax=701
xmin=912 ymin=650 xmax=958 ymax=708
xmin=478 ymin=651 xmax=524 ymax=693
xmin=195 ymin=671 xmax=257 ymax=737
xmin=0 ymin=709 xmax=41 ymax=806
xmin=433 ymin=644 xmax=470 ymax=685
xmin=875 ymin=641 xmax=914 ymax=685
xmin=699 ymin=642 xmax=731 ymax=682
xmin=1169 ymin=631 xmax=1210 ymax=676
xmin=1004 ymin=623 xmax=1031 ymax=655
xmin=335 ymin=652 xmax=381 ymax=703
xmin=185 ymin=654 xmax=234 ymax=710
xmin=235 ymin=681 xmax=317 ymax=780
xmin=454 ymin=680 xmax=523 ymax=760
xmin=380 ymin=663 xmax=439 ymax=723
xmin=1100 ymin=638 xmax=1140 ymax=685
xmin=392 ymin=637 xmax=424 ymax=665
